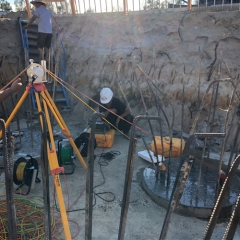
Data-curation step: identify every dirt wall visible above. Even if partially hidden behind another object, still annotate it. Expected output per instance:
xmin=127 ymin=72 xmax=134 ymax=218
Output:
xmin=1 ymin=10 xmax=240 ymax=131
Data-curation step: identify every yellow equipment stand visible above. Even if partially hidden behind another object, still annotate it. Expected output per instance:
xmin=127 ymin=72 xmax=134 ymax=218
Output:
xmin=1 ymin=83 xmax=87 ymax=240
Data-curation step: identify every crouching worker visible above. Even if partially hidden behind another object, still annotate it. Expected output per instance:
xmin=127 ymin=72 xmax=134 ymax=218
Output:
xmin=99 ymin=87 xmax=133 ymax=134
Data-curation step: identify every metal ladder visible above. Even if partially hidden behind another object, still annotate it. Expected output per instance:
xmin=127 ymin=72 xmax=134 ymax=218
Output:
xmin=18 ymin=17 xmax=70 ymax=109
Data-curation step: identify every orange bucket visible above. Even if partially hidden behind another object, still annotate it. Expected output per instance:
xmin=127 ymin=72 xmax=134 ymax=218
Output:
xmin=151 ymin=137 xmax=185 ymax=158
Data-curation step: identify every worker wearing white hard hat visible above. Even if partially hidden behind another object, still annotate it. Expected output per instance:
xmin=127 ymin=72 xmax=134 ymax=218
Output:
xmin=99 ymin=87 xmax=133 ymax=134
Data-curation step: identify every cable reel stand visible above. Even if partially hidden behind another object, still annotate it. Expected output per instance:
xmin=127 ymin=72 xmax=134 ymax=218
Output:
xmin=13 ymin=155 xmax=40 ymax=195
xmin=57 ymin=139 xmax=75 ymax=175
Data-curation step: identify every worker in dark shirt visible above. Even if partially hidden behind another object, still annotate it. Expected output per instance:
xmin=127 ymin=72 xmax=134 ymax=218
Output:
xmin=99 ymin=87 xmax=133 ymax=134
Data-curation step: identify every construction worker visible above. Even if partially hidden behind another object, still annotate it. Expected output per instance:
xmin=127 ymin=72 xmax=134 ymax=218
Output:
xmin=99 ymin=87 xmax=133 ymax=134
xmin=0 ymin=78 xmax=22 ymax=102
xmin=23 ymin=0 xmax=60 ymax=62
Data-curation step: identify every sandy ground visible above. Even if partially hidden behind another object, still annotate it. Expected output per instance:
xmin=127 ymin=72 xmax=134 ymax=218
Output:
xmin=0 ymin=113 xmax=239 ymax=240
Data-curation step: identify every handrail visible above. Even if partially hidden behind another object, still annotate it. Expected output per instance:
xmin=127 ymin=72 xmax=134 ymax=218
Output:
xmin=18 ymin=17 xmax=25 ymax=49
xmin=53 ymin=32 xmax=70 ymax=107
xmin=18 ymin=17 xmax=29 ymax=51
xmin=69 ymin=0 xmax=240 ymax=14
xmin=20 ymin=0 xmax=240 ymax=16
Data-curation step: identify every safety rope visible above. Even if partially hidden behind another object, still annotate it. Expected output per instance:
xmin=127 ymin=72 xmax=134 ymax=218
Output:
xmin=46 ymin=70 xmax=186 ymax=151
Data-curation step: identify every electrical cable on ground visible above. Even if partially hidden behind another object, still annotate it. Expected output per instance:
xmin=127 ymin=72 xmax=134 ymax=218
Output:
xmin=93 ymin=151 xmax=120 ymax=202
xmin=54 ymin=151 xmax=120 ymax=213
xmin=0 ymin=197 xmax=63 ymax=240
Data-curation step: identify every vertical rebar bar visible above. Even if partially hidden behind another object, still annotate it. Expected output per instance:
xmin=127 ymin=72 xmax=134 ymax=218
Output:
xmin=196 ymin=83 xmax=218 ymax=200
xmin=204 ymin=154 xmax=240 ymax=240
xmin=135 ymin=64 xmax=174 ymax=182
xmin=206 ymin=82 xmax=219 ymax=159
xmin=223 ymin=193 xmax=240 ymax=239
xmin=85 ymin=112 xmax=104 ymax=240
xmin=226 ymin=121 xmax=240 ymax=175
xmin=160 ymin=133 xmax=225 ymax=240
xmin=0 ymin=120 xmax=17 ymax=240
xmin=118 ymin=115 xmax=161 ymax=239
xmin=37 ymin=111 xmax=51 ymax=240
xmin=180 ymin=84 xmax=184 ymax=157
xmin=216 ymin=81 xmax=239 ymax=195
xmin=197 ymin=58 xmax=202 ymax=110
xmin=132 ymin=70 xmax=158 ymax=174
xmin=118 ymin=138 xmax=137 ymax=240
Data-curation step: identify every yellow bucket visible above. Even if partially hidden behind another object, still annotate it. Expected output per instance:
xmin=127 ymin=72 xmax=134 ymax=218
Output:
xmin=151 ymin=137 xmax=185 ymax=158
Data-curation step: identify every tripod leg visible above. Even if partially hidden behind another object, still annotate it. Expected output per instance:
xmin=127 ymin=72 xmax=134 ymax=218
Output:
xmin=35 ymin=91 xmax=44 ymax=128
xmin=35 ymin=91 xmax=72 ymax=240
xmin=42 ymin=89 xmax=87 ymax=170
xmin=0 ymin=87 xmax=31 ymax=138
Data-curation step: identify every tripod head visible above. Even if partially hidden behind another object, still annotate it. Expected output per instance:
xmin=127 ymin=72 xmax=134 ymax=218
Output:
xmin=27 ymin=59 xmax=47 ymax=84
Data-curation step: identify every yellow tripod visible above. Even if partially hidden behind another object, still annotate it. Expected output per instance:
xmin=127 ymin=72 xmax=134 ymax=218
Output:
xmin=2 ymin=82 xmax=87 ymax=240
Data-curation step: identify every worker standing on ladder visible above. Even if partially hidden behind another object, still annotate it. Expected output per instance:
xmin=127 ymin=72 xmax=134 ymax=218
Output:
xmin=23 ymin=0 xmax=61 ymax=62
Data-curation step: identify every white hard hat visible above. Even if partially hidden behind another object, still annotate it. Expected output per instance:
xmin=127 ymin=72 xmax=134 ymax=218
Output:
xmin=30 ymin=0 xmax=47 ymax=5
xmin=100 ymin=87 xmax=113 ymax=104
